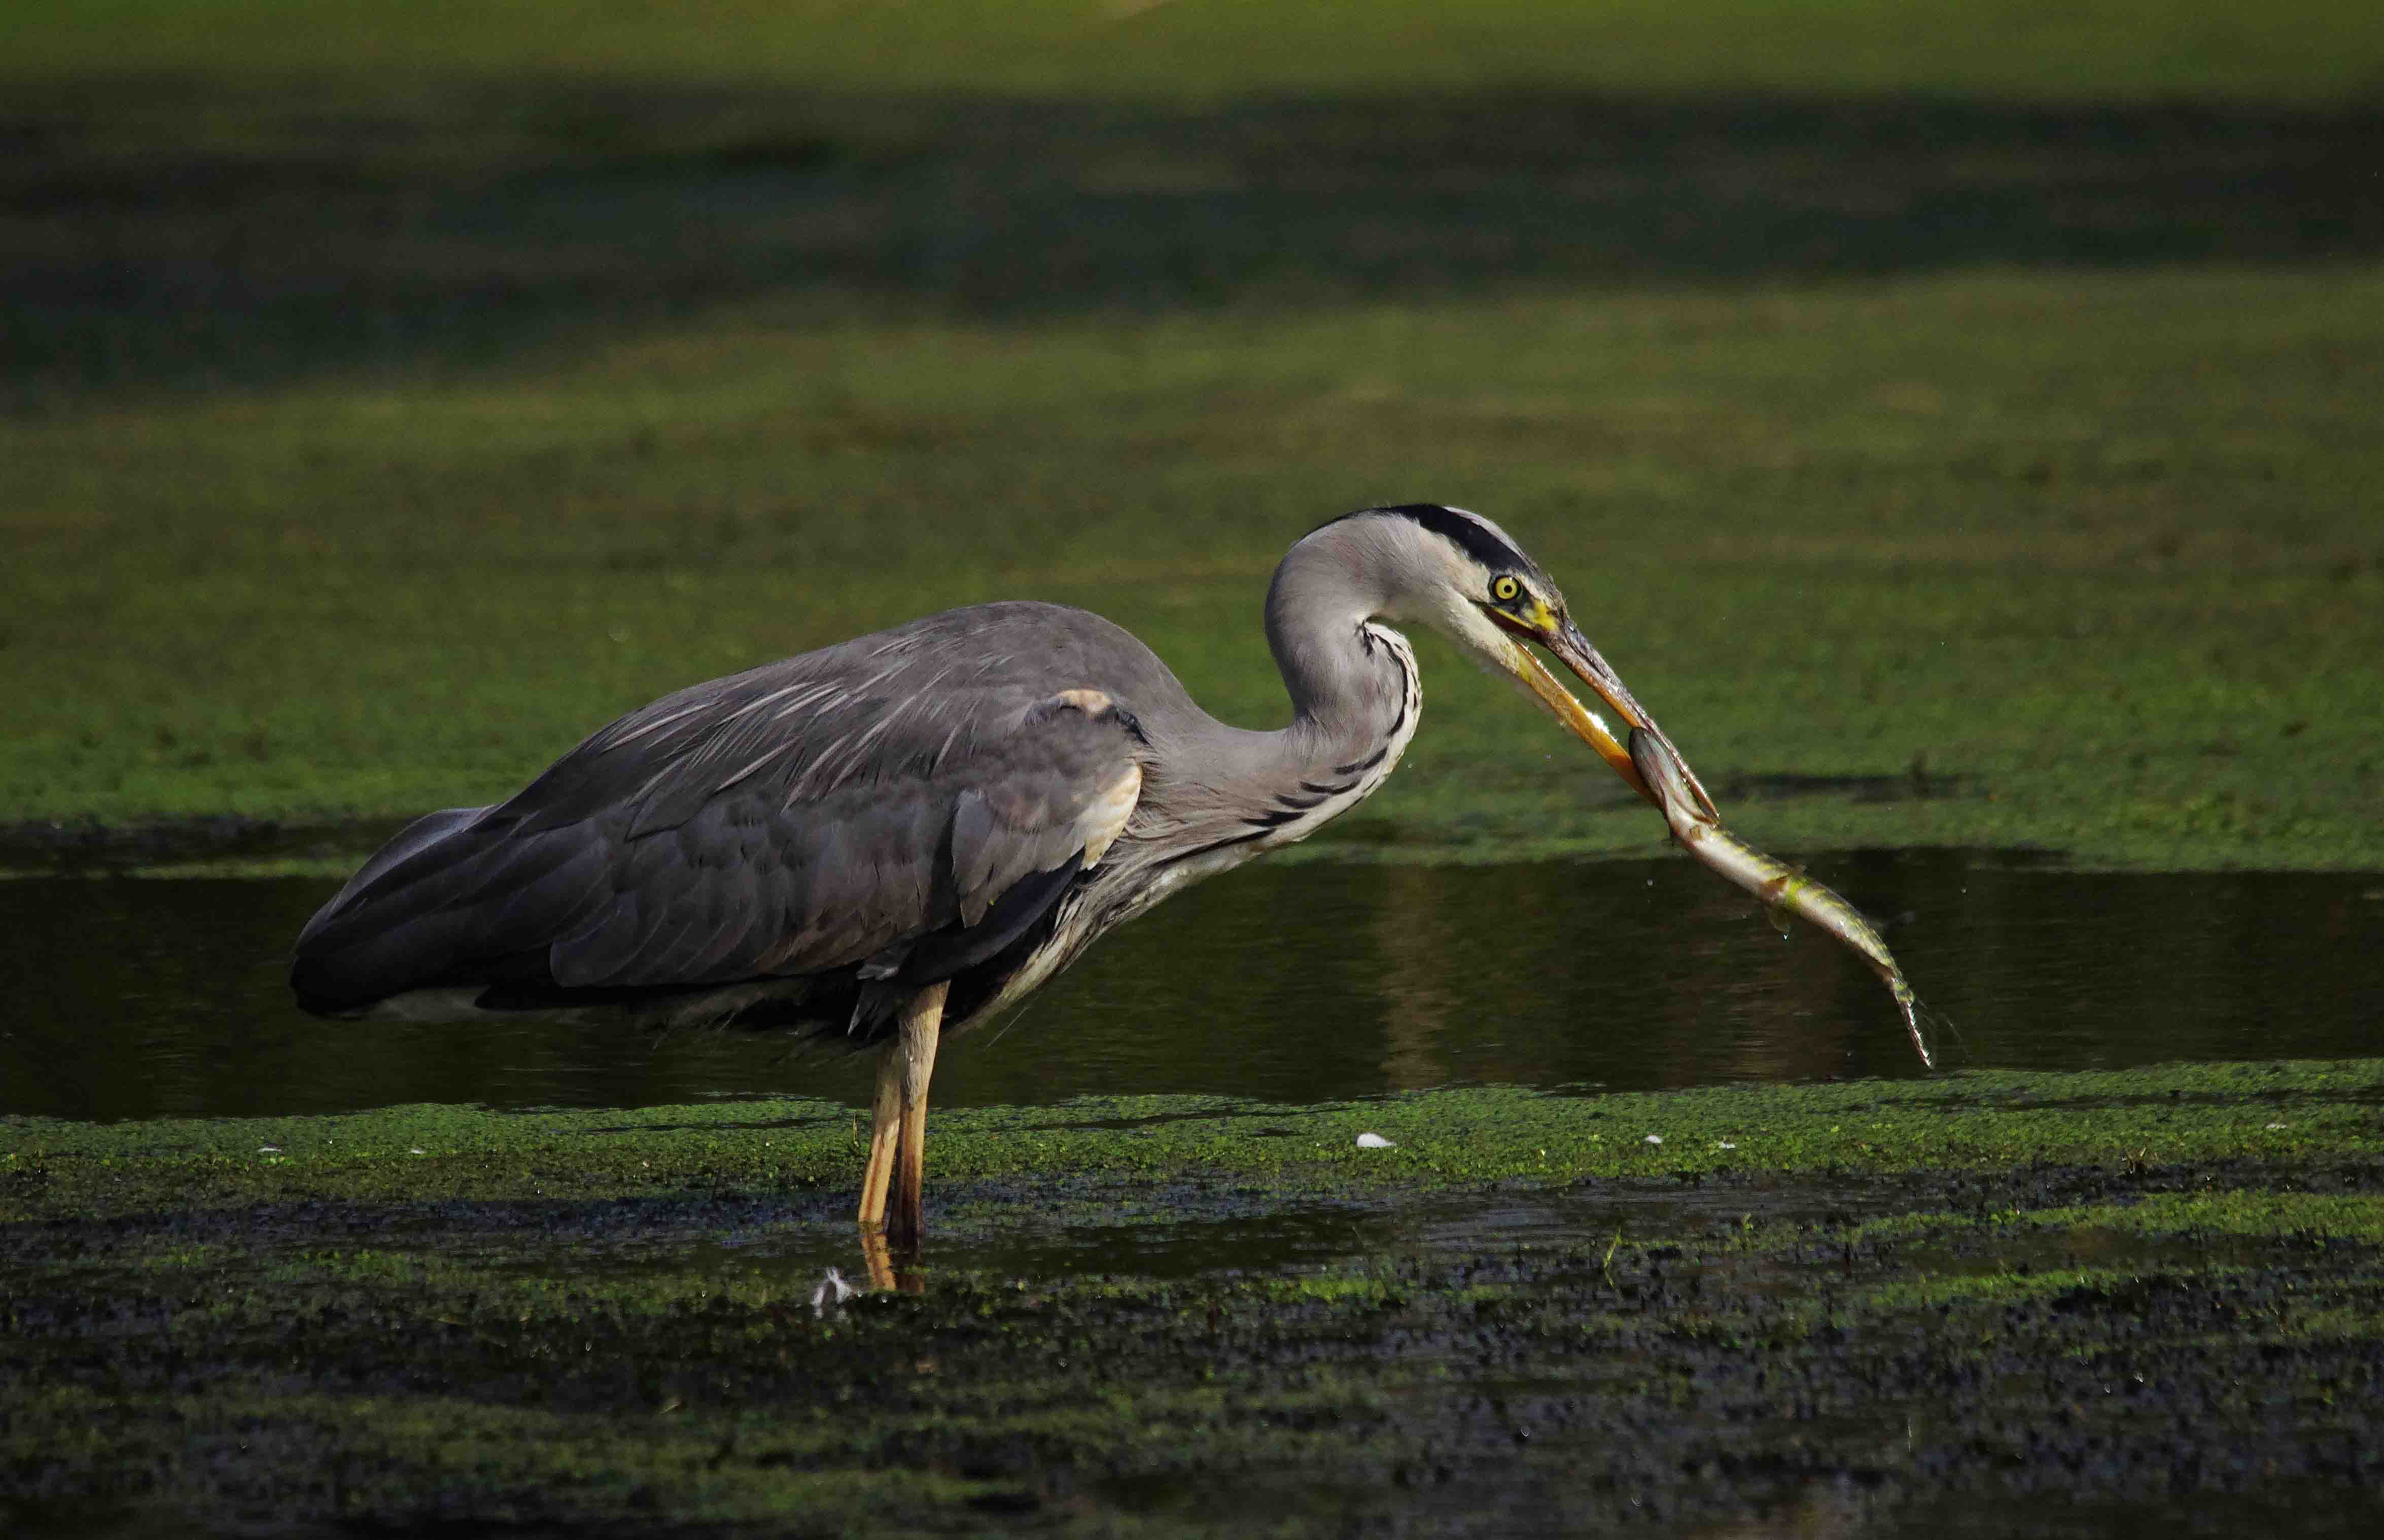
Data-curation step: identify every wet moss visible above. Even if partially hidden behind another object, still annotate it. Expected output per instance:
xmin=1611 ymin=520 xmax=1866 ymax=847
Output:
xmin=10 ymin=1059 xmax=2381 ymax=1225
xmin=8 ymin=1061 xmax=2384 ymax=1533
xmin=1856 ymin=1190 xmax=2384 ymax=1248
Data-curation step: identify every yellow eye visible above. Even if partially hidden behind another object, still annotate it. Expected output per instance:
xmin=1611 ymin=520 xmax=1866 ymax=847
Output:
xmin=1490 ymin=575 xmax=1522 ymax=603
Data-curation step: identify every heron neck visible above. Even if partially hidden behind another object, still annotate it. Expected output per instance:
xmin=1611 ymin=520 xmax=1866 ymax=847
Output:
xmin=1259 ymin=534 xmax=1421 ymax=784
xmin=1099 ymin=534 xmax=1422 ymax=881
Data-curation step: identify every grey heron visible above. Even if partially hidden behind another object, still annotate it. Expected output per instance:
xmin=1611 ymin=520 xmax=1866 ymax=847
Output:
xmin=291 ymin=504 xmax=1713 ymax=1270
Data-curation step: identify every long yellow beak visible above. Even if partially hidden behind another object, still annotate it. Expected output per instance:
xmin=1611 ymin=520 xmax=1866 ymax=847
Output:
xmin=1499 ymin=614 xmax=1721 ymax=823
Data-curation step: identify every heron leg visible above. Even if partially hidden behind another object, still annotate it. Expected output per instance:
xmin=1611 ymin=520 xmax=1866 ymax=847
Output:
xmin=885 ymin=981 xmax=948 ymax=1258
xmin=856 ymin=1040 xmax=906 ymax=1234
xmin=857 ymin=1226 xmax=897 ymax=1293
xmin=854 ymin=982 xmax=947 ymax=1282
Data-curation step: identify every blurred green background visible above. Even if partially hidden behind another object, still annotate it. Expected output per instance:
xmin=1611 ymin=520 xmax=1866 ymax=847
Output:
xmin=5 ymin=1 xmax=2381 ymax=867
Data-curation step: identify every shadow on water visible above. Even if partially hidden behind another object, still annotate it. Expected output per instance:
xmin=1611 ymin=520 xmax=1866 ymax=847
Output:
xmin=6 ymin=850 xmax=2382 ymax=1124
xmin=5 ymin=80 xmax=2380 ymax=403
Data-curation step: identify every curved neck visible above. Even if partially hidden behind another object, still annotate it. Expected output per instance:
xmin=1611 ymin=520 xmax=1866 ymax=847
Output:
xmin=1100 ymin=525 xmax=1426 ymax=893
xmin=1193 ymin=521 xmax=1425 ymax=852
xmin=1264 ymin=528 xmax=1414 ymax=757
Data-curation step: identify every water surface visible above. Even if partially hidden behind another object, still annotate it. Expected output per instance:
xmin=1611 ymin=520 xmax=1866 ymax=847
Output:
xmin=5 ymin=851 xmax=2380 ymax=1123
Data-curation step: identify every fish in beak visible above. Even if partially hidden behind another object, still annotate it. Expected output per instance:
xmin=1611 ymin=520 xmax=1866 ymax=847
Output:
xmin=1492 ymin=607 xmax=1722 ymax=823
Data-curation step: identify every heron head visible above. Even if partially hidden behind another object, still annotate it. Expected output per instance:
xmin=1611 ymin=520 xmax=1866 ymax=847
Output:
xmin=1333 ymin=503 xmax=1719 ymax=819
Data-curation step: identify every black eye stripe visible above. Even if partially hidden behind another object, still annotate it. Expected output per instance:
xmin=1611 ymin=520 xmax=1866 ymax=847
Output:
xmin=1320 ymin=503 xmax=1533 ymax=574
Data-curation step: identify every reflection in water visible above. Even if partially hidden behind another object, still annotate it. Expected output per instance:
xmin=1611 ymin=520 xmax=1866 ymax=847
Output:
xmin=1372 ymin=864 xmax=1462 ymax=1093
xmin=4 ymin=852 xmax=2381 ymax=1123
xmin=556 ymin=1181 xmax=1877 ymax=1293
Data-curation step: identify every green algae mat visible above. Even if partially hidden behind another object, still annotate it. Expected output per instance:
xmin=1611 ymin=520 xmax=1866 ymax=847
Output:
xmin=6 ymin=12 xmax=2383 ymax=870
xmin=9 ymin=1060 xmax=2384 ymax=1535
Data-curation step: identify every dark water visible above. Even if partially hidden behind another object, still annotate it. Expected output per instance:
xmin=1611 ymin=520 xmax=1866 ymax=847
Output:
xmin=5 ymin=851 xmax=2382 ymax=1124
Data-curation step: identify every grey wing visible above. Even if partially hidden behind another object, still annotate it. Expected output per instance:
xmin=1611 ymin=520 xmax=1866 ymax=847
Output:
xmin=290 ymin=641 xmax=1147 ymax=1020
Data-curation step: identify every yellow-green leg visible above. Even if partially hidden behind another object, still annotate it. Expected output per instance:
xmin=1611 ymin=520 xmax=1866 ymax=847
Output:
xmin=855 ymin=981 xmax=947 ymax=1287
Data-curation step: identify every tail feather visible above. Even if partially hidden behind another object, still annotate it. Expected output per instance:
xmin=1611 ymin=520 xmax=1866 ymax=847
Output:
xmin=290 ymin=806 xmax=501 ymax=1013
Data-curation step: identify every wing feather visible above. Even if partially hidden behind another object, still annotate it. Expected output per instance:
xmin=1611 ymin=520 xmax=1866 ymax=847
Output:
xmin=290 ymin=604 xmax=1159 ymax=1016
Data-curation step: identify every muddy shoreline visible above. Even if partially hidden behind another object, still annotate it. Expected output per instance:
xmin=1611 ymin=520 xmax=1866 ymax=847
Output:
xmin=7 ymin=1069 xmax=2382 ymax=1536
